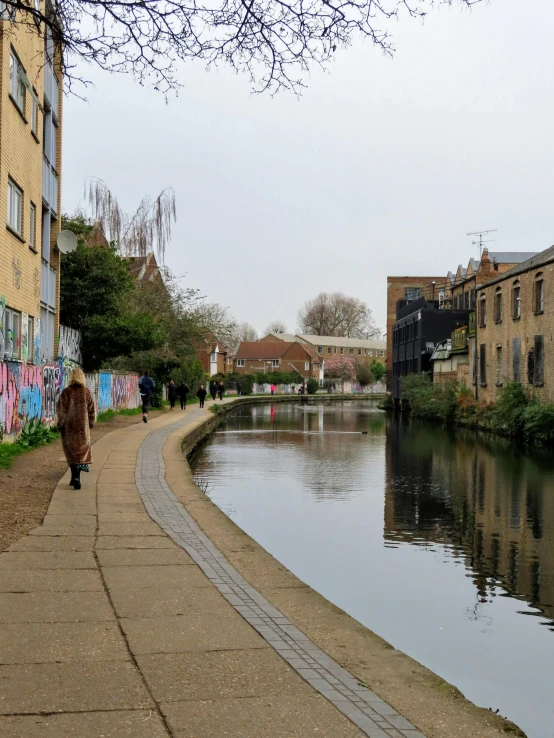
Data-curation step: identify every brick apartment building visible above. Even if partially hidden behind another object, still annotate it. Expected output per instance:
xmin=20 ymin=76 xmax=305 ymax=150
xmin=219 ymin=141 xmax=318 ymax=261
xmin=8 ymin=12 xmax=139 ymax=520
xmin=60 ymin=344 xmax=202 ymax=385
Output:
xmin=234 ymin=341 xmax=321 ymax=381
xmin=475 ymin=246 xmax=554 ymax=404
xmin=386 ymin=276 xmax=443 ymax=388
xmin=0 ymin=4 xmax=63 ymax=362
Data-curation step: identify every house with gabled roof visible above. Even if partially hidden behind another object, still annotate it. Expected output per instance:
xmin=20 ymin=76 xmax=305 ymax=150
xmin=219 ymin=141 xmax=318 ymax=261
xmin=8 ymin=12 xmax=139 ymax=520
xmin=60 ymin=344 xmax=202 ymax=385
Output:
xmin=234 ymin=341 xmax=321 ymax=381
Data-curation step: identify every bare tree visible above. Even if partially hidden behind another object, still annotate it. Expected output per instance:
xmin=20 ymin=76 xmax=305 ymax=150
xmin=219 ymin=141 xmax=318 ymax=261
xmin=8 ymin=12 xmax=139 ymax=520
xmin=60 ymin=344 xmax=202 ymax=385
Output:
xmin=4 ymin=0 xmax=481 ymax=95
xmin=85 ymin=178 xmax=176 ymax=263
xmin=298 ymin=292 xmax=380 ymax=339
xmin=264 ymin=320 xmax=288 ymax=335
xmin=230 ymin=321 xmax=259 ymax=349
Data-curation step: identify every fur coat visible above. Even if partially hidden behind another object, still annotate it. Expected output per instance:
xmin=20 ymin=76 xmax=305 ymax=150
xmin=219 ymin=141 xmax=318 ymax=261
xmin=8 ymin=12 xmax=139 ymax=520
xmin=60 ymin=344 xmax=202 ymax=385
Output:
xmin=56 ymin=385 xmax=96 ymax=465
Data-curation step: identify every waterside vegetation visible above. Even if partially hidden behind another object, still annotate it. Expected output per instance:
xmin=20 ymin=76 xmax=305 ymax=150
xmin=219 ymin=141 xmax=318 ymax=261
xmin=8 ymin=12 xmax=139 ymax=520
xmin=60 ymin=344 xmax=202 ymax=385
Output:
xmin=401 ymin=374 xmax=554 ymax=446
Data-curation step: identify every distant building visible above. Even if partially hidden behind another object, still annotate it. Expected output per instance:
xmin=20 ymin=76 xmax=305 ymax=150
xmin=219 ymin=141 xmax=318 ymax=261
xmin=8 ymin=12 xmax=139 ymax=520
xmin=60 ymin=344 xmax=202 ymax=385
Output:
xmin=196 ymin=333 xmax=234 ymax=376
xmin=475 ymin=245 xmax=554 ymax=403
xmin=234 ymin=341 xmax=321 ymax=381
xmin=259 ymin=332 xmax=386 ymax=384
xmin=392 ymin=298 xmax=469 ymax=401
xmin=386 ymin=277 xmax=443 ymax=389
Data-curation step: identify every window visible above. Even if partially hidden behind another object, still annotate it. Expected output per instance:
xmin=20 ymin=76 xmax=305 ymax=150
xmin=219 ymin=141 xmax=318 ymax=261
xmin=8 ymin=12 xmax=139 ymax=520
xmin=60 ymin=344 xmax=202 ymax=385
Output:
xmin=364 ymin=349 xmax=367 ymax=356
xmin=369 ymin=350 xmax=373 ymax=357
xmin=453 ymin=296 xmax=458 ymax=310
xmin=272 ymin=360 xmax=279 ymax=368
xmin=464 ymin=291 xmax=470 ymax=309
xmin=304 ymin=362 xmax=309 ymax=370
xmin=318 ymin=346 xmax=323 ymax=353
xmin=9 ymin=51 xmax=26 ymax=113
xmin=494 ymin=289 xmax=503 ymax=323
xmin=7 ymin=179 xmax=23 ymax=236
xmin=2 ymin=307 xmax=21 ymax=359
xmin=358 ymin=348 xmax=362 ymax=356
xmin=405 ymin=287 xmax=422 ymax=301
xmin=470 ymin=289 xmax=476 ymax=309
xmin=496 ymin=346 xmax=503 ymax=386
xmin=29 ymin=203 xmax=36 ymax=250
xmin=438 ymin=289 xmax=445 ymax=307
xmin=327 ymin=347 xmax=331 ymax=354
xmin=479 ymin=344 xmax=487 ymax=386
xmin=512 ymin=282 xmax=521 ymax=319
xmin=414 ymin=320 xmax=419 ymax=339
xmin=340 ymin=348 xmax=344 ymax=355
xmin=210 ymin=351 xmax=216 ymax=361
xmin=513 ymin=337 xmax=521 ymax=382
xmin=381 ymin=350 xmax=384 ymax=357
xmin=533 ymin=274 xmax=544 ymax=314
xmin=31 ymin=92 xmax=38 ymax=136
xmin=27 ymin=315 xmax=34 ymax=362
xmin=236 ymin=359 xmax=245 ymax=367
xmin=478 ymin=296 xmax=486 ymax=327
xmin=334 ymin=347 xmax=337 ymax=354
xmin=534 ymin=335 xmax=544 ymax=386
xmin=349 ymin=348 xmax=354 ymax=355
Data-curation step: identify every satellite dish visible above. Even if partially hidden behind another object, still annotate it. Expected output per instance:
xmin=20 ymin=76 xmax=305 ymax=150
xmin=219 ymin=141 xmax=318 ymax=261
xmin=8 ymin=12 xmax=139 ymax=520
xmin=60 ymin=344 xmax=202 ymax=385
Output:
xmin=56 ymin=230 xmax=78 ymax=254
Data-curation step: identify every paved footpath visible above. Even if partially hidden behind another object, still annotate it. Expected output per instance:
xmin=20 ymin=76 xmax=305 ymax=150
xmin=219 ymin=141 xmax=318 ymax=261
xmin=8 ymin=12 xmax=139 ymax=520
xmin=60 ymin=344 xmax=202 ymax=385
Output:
xmin=0 ymin=400 xmax=426 ymax=738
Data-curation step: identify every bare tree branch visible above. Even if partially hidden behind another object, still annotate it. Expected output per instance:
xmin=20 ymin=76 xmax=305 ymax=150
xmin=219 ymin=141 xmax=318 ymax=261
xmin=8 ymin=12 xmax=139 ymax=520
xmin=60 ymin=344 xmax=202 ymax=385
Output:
xmin=298 ymin=291 xmax=381 ymax=338
xmin=1 ymin=0 xmax=483 ymax=95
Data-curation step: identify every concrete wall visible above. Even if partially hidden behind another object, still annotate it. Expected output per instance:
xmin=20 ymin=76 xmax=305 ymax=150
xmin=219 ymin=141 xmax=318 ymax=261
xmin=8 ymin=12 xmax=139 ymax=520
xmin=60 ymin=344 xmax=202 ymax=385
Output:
xmin=0 ymin=359 xmax=140 ymax=441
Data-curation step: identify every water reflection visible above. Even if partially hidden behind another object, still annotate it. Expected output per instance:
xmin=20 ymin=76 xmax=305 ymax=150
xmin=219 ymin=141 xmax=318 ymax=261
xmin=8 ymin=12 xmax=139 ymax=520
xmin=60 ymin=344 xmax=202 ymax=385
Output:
xmin=191 ymin=401 xmax=554 ymax=738
xmin=385 ymin=417 xmax=554 ymax=629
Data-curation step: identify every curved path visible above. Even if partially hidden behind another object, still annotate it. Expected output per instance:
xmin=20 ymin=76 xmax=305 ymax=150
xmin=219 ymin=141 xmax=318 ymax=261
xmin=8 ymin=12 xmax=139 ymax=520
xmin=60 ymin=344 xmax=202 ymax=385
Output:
xmin=0 ymin=401 xmax=426 ymax=737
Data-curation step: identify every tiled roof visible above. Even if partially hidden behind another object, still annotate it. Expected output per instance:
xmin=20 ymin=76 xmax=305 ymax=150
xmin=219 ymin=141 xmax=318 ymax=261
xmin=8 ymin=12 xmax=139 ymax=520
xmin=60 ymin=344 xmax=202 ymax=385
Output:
xmin=477 ymin=246 xmax=554 ymax=290
xmin=236 ymin=342 xmax=294 ymax=360
xmin=263 ymin=333 xmax=298 ymax=342
xmin=489 ymin=251 xmax=539 ymax=264
xmin=298 ymin=335 xmax=386 ymax=350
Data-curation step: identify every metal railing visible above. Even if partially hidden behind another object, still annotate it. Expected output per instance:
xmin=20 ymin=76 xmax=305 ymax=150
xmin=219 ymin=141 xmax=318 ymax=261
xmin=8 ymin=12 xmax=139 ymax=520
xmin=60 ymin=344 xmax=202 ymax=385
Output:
xmin=44 ymin=61 xmax=60 ymax=119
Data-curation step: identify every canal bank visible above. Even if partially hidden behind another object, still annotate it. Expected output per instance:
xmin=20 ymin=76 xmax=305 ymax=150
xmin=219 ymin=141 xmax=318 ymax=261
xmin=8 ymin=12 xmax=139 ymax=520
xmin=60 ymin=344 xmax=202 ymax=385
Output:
xmin=172 ymin=397 xmax=525 ymax=738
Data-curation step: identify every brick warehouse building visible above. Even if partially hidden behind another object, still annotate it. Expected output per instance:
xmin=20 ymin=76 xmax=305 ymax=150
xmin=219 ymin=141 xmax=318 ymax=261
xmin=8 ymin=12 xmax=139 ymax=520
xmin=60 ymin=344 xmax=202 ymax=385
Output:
xmin=386 ymin=276 xmax=443 ymax=389
xmin=475 ymin=246 xmax=554 ymax=404
xmin=0 ymin=4 xmax=63 ymax=362
xmin=234 ymin=341 xmax=321 ymax=381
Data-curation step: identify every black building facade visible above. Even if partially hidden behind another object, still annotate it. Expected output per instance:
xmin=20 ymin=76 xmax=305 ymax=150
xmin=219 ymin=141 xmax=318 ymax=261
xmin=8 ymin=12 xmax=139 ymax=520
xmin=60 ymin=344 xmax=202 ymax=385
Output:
xmin=391 ymin=298 xmax=469 ymax=400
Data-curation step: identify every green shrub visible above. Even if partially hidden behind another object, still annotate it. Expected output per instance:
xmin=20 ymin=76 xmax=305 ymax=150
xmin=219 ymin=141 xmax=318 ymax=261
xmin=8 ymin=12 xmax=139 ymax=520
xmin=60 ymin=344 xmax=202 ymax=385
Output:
xmin=306 ymin=379 xmax=319 ymax=395
xmin=522 ymin=403 xmax=554 ymax=445
xmin=402 ymin=374 xmax=458 ymax=424
xmin=488 ymin=381 xmax=529 ymax=436
xmin=369 ymin=360 xmax=386 ymax=383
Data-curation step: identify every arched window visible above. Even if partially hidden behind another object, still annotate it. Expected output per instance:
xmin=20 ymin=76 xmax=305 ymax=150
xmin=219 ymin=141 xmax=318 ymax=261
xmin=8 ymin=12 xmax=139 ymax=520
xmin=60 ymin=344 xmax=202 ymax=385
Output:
xmin=533 ymin=272 xmax=544 ymax=314
xmin=494 ymin=287 xmax=503 ymax=324
xmin=512 ymin=280 xmax=521 ymax=319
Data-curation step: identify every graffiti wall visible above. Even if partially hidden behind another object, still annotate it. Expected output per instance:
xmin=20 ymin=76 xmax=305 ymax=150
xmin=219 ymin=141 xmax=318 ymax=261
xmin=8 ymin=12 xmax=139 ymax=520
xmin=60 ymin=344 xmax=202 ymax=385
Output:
xmin=58 ymin=325 xmax=82 ymax=365
xmin=251 ymin=381 xmax=386 ymax=395
xmin=0 ymin=358 xmax=140 ymax=440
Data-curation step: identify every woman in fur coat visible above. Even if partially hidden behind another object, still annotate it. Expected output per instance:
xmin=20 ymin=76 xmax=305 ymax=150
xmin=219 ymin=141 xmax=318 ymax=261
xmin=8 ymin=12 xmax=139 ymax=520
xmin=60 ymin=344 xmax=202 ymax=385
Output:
xmin=56 ymin=368 xmax=96 ymax=490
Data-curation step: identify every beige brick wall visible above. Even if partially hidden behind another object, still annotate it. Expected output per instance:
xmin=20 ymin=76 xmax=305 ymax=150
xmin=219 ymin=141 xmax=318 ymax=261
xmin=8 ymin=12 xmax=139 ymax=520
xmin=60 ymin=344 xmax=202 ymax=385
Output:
xmin=477 ymin=262 xmax=554 ymax=403
xmin=0 ymin=7 xmax=63 ymax=358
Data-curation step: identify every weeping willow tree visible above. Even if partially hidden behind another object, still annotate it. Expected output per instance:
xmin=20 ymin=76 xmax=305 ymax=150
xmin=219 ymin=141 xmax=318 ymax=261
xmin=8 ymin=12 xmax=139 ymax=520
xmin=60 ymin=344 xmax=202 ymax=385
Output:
xmin=85 ymin=178 xmax=176 ymax=263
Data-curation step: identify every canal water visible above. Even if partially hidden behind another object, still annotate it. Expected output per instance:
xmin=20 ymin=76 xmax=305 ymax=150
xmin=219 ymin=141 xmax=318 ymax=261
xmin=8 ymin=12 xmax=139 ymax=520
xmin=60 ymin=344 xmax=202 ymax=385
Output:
xmin=190 ymin=400 xmax=554 ymax=738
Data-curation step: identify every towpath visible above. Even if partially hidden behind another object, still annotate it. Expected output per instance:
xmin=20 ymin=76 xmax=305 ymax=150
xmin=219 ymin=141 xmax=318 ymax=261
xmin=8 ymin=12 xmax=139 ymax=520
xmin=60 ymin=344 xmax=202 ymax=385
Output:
xmin=0 ymin=399 xmax=432 ymax=737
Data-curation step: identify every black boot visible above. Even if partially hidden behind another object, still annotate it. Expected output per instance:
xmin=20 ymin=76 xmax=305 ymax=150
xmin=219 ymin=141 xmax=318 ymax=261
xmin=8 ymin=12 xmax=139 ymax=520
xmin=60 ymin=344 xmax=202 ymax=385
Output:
xmin=70 ymin=465 xmax=78 ymax=488
xmin=73 ymin=468 xmax=81 ymax=490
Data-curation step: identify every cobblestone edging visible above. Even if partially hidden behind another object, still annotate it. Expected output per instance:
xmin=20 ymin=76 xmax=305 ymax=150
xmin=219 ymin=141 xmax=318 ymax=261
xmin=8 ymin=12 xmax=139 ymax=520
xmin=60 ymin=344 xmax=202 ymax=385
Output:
xmin=135 ymin=411 xmax=426 ymax=738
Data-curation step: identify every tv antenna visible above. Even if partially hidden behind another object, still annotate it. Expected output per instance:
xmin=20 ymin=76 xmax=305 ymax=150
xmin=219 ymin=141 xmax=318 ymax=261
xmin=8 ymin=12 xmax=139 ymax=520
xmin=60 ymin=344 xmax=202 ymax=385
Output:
xmin=467 ymin=229 xmax=497 ymax=257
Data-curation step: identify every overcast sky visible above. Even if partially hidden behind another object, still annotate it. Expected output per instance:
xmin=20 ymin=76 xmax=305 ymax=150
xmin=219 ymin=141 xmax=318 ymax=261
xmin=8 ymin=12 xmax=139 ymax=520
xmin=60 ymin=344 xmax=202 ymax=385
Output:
xmin=62 ymin=0 xmax=554 ymax=336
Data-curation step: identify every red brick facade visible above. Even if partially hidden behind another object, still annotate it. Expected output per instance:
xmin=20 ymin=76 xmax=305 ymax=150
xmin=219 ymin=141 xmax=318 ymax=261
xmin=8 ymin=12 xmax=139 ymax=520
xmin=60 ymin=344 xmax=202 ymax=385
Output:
xmin=234 ymin=341 xmax=320 ymax=380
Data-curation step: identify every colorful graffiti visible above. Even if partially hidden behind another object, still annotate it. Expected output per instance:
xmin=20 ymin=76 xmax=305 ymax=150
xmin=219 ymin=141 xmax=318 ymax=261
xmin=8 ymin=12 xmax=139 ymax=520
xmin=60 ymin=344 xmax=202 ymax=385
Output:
xmin=0 ymin=358 xmax=140 ymax=440
xmin=33 ymin=318 xmax=40 ymax=365
xmin=58 ymin=325 xmax=82 ymax=365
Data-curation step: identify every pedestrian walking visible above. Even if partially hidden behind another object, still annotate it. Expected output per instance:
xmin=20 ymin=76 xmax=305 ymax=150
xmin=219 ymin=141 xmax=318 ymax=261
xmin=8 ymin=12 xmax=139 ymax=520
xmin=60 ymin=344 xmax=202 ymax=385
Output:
xmin=270 ymin=383 xmax=275 ymax=395
xmin=218 ymin=381 xmax=225 ymax=401
xmin=178 ymin=381 xmax=190 ymax=410
xmin=56 ymin=368 xmax=95 ymax=491
xmin=167 ymin=380 xmax=178 ymax=410
xmin=138 ymin=371 xmax=155 ymax=423
xmin=210 ymin=380 xmax=217 ymax=401
xmin=197 ymin=384 xmax=207 ymax=408
xmin=237 ymin=382 xmax=242 ymax=397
